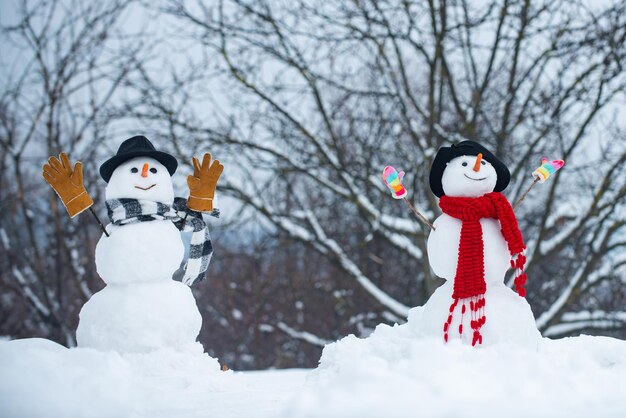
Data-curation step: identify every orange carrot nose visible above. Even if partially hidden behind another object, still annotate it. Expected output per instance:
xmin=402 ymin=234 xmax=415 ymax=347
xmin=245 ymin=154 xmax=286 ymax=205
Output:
xmin=473 ymin=153 xmax=483 ymax=172
xmin=141 ymin=163 xmax=149 ymax=177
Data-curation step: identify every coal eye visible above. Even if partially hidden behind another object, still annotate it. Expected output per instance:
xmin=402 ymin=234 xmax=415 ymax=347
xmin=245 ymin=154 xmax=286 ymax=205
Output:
xmin=150 ymin=167 xmax=157 ymax=174
xmin=130 ymin=167 xmax=138 ymax=173
xmin=462 ymin=162 xmax=468 ymax=167
xmin=481 ymin=160 xmax=486 ymax=165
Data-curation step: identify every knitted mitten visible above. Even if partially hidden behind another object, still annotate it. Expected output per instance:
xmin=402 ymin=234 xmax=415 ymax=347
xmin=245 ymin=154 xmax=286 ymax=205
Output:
xmin=382 ymin=166 xmax=407 ymax=199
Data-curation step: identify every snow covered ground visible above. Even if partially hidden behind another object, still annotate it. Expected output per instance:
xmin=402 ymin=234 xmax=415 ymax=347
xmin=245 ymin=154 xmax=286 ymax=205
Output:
xmin=285 ymin=307 xmax=626 ymax=418
xmin=0 ymin=338 xmax=308 ymax=418
xmin=2 ymin=314 xmax=625 ymax=418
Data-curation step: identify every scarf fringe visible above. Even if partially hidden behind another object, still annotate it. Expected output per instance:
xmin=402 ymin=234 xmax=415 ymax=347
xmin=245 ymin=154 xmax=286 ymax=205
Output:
xmin=443 ymin=296 xmax=486 ymax=346
xmin=511 ymin=251 xmax=527 ymax=297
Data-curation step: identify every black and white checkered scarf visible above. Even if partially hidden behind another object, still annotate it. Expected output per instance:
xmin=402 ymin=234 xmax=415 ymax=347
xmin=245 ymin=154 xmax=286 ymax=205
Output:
xmin=105 ymin=198 xmax=218 ymax=286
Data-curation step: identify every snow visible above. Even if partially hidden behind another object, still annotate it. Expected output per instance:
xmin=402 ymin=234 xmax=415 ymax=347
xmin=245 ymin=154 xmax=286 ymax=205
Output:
xmin=1 ymin=323 xmax=624 ymax=418
xmin=0 ymin=338 xmax=308 ymax=418
xmin=96 ymin=222 xmax=185 ymax=285
xmin=0 ymin=227 xmax=9 ymax=248
xmin=433 ymin=124 xmax=472 ymax=145
xmin=258 ymin=324 xmax=275 ymax=333
xmin=285 ymin=317 xmax=626 ymax=418
xmin=535 ymin=263 xmax=587 ymax=329
xmin=543 ymin=310 xmax=626 ymax=337
xmin=0 ymin=339 xmax=135 ymax=418
xmin=2 ymin=280 xmax=624 ymax=418
xmin=281 ymin=203 xmax=411 ymax=318
xmin=560 ymin=310 xmax=626 ymax=322
xmin=378 ymin=213 xmax=422 ymax=235
xmin=12 ymin=266 xmax=51 ymax=316
xmin=277 ymin=322 xmax=332 ymax=347
xmin=231 ymin=308 xmax=243 ymax=320
xmin=379 ymin=229 xmax=423 ymax=259
xmin=321 ymin=231 xmax=411 ymax=317
xmin=77 ymin=281 xmax=202 ymax=352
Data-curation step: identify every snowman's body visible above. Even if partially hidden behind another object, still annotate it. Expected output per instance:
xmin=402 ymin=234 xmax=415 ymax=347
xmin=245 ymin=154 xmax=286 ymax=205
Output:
xmin=95 ymin=221 xmax=184 ymax=285
xmin=428 ymin=215 xmax=510 ymax=285
xmin=76 ymin=157 xmax=202 ymax=353
xmin=416 ymin=152 xmax=540 ymax=347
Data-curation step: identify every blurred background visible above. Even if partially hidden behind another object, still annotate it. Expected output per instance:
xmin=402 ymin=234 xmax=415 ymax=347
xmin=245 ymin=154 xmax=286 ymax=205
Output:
xmin=1 ymin=0 xmax=625 ymax=370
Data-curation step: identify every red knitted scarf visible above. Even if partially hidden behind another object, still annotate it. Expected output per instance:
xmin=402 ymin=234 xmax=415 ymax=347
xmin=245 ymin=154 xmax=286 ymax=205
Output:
xmin=439 ymin=192 xmax=527 ymax=346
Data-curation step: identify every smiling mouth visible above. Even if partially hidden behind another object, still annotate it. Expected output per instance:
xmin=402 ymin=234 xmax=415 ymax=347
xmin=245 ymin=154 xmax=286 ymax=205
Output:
xmin=134 ymin=184 xmax=156 ymax=191
xmin=464 ymin=174 xmax=487 ymax=181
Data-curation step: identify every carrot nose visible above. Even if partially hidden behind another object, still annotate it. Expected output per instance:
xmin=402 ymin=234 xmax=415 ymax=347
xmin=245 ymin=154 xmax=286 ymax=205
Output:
xmin=141 ymin=163 xmax=149 ymax=177
xmin=473 ymin=153 xmax=483 ymax=172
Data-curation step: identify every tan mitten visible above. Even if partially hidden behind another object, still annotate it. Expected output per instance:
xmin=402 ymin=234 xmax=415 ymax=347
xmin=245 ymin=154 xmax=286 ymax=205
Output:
xmin=187 ymin=153 xmax=224 ymax=212
xmin=42 ymin=152 xmax=94 ymax=218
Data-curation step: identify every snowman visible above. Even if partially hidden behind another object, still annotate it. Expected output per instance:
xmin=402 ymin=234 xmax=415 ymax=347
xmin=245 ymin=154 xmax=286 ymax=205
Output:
xmin=42 ymin=136 xmax=223 ymax=352
xmin=385 ymin=141 xmax=542 ymax=347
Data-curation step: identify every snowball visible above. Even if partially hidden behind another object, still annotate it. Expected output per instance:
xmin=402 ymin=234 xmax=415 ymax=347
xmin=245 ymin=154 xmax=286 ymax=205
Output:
xmin=95 ymin=221 xmax=184 ymax=285
xmin=427 ymin=215 xmax=511 ymax=284
xmin=105 ymin=157 xmax=174 ymax=204
xmin=413 ymin=281 xmax=541 ymax=348
xmin=441 ymin=155 xmax=497 ymax=198
xmin=76 ymin=280 xmax=202 ymax=353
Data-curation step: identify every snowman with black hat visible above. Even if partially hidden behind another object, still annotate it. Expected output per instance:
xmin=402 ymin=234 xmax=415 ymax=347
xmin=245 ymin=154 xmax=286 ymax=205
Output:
xmin=385 ymin=140 xmax=543 ymax=347
xmin=423 ymin=140 xmax=541 ymax=347
xmin=42 ymin=135 xmax=223 ymax=353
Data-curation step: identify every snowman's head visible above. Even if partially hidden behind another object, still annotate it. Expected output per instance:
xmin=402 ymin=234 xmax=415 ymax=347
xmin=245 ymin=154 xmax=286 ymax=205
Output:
xmin=429 ymin=140 xmax=510 ymax=198
xmin=441 ymin=154 xmax=498 ymax=197
xmin=105 ymin=157 xmax=174 ymax=203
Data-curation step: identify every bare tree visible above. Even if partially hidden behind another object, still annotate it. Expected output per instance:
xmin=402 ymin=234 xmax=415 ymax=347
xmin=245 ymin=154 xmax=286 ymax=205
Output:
xmin=1 ymin=0 xmax=624 ymax=370
xmin=0 ymin=0 xmax=144 ymax=344
xmin=127 ymin=0 xmax=626 ymax=351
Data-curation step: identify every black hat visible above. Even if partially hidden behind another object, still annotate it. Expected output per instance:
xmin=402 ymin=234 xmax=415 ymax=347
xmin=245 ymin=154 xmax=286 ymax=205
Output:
xmin=429 ymin=140 xmax=510 ymax=197
xmin=99 ymin=135 xmax=178 ymax=182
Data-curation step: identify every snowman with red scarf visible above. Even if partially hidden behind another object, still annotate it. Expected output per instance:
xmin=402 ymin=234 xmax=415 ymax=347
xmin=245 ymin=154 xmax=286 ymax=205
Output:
xmin=396 ymin=141 xmax=543 ymax=347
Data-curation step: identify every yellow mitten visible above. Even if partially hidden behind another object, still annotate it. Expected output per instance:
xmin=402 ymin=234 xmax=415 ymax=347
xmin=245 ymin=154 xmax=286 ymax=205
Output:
xmin=42 ymin=152 xmax=94 ymax=218
xmin=187 ymin=153 xmax=224 ymax=212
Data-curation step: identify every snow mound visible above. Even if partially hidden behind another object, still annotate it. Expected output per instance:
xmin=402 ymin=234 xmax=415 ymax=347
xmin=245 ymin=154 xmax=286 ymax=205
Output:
xmin=286 ymin=308 xmax=626 ymax=418
xmin=0 ymin=338 xmax=310 ymax=418
xmin=0 ymin=338 xmax=135 ymax=417
xmin=0 ymin=339 xmax=222 ymax=418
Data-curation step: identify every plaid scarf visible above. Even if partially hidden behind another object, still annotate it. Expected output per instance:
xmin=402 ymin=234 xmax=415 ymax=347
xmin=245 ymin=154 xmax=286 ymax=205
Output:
xmin=105 ymin=198 xmax=218 ymax=286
